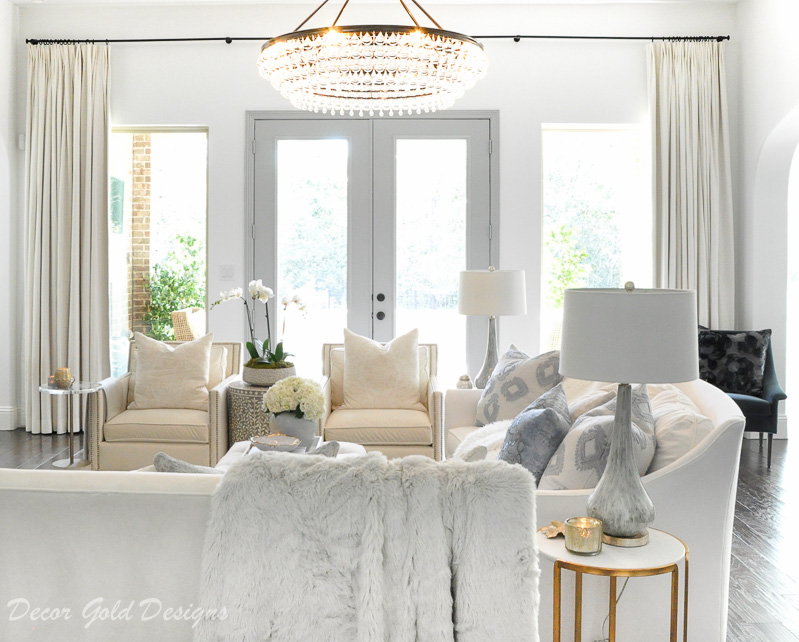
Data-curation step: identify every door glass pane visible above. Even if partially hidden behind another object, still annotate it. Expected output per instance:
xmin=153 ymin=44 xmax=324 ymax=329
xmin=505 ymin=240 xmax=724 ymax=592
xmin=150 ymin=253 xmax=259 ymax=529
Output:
xmin=276 ymin=139 xmax=348 ymax=375
xmin=395 ymin=139 xmax=468 ymax=385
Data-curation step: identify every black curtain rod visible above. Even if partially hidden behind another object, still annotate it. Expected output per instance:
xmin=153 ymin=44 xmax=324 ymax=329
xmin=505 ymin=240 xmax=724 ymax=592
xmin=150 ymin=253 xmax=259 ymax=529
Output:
xmin=26 ymin=34 xmax=730 ymax=45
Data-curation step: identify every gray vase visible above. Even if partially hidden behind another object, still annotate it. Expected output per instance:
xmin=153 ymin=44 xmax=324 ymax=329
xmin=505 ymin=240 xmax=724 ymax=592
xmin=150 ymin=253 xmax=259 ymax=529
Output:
xmin=270 ymin=412 xmax=317 ymax=449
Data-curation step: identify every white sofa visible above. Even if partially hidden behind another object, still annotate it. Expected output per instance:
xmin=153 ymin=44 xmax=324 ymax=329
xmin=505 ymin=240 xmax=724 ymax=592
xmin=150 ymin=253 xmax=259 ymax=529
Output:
xmin=445 ymin=379 xmax=745 ymax=642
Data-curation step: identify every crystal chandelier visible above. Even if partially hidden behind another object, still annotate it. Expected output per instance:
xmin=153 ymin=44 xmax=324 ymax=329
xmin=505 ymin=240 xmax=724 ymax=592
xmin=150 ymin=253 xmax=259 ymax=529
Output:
xmin=257 ymin=0 xmax=488 ymax=117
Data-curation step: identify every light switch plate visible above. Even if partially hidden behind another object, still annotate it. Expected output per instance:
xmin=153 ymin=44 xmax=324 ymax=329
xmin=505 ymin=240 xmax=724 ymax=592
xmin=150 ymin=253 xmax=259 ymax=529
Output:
xmin=219 ymin=264 xmax=235 ymax=282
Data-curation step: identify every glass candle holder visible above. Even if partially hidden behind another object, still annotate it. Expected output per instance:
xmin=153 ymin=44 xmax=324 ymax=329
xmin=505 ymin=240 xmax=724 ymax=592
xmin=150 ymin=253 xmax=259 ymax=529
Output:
xmin=564 ymin=517 xmax=603 ymax=555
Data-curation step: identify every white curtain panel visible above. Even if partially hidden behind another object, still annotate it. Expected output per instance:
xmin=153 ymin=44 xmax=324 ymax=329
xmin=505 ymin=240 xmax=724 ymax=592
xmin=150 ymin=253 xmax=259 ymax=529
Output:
xmin=24 ymin=44 xmax=110 ymax=434
xmin=648 ymin=41 xmax=735 ymax=329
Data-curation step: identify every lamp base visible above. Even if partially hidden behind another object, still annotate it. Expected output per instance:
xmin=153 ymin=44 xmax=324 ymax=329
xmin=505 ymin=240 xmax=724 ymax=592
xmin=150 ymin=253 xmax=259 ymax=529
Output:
xmin=602 ymin=530 xmax=650 ymax=548
xmin=474 ymin=315 xmax=498 ymax=389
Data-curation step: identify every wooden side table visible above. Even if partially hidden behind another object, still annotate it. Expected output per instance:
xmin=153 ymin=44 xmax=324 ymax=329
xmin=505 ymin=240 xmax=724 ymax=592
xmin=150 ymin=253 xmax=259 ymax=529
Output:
xmin=537 ymin=528 xmax=689 ymax=642
xmin=227 ymin=380 xmax=271 ymax=443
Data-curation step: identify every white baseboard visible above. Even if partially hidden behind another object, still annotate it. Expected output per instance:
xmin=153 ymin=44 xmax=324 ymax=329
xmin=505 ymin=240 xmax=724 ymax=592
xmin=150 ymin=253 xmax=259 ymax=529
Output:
xmin=0 ymin=406 xmax=20 ymax=431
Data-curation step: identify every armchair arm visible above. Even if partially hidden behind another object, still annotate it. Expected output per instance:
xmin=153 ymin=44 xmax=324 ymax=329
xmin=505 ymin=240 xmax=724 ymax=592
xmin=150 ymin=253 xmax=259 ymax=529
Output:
xmin=762 ymin=358 xmax=787 ymax=406
xmin=428 ymin=375 xmax=444 ymax=461
xmin=444 ymin=388 xmax=482 ymax=431
xmin=88 ymin=374 xmax=131 ymax=470
xmin=319 ymin=375 xmax=332 ymax=437
xmin=208 ymin=374 xmax=237 ymax=465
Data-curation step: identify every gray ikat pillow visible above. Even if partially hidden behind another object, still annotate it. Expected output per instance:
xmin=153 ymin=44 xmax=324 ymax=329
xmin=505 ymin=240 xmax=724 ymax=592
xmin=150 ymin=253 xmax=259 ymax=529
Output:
xmin=475 ymin=347 xmax=562 ymax=426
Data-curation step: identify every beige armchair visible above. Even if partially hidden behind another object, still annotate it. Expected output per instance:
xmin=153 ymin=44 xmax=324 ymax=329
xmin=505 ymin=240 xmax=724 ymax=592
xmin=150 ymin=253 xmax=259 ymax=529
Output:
xmin=87 ymin=341 xmax=241 ymax=471
xmin=320 ymin=343 xmax=444 ymax=460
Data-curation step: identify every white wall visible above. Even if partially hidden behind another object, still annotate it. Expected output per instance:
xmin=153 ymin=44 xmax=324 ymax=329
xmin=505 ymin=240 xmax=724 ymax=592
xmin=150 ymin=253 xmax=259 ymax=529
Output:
xmin=11 ymin=3 xmax=737 ymax=410
xmin=0 ymin=0 xmax=18 ymax=429
xmin=737 ymin=0 xmax=799 ymax=438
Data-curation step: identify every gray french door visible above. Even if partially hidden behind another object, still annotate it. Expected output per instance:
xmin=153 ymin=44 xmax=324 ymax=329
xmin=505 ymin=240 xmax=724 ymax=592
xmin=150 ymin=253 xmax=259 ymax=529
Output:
xmin=249 ymin=112 xmax=496 ymax=380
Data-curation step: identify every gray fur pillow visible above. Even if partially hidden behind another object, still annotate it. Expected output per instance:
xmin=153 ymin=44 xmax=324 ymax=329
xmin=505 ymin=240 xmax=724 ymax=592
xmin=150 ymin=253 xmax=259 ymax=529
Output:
xmin=153 ymin=452 xmax=220 ymax=474
xmin=475 ymin=347 xmax=562 ymax=426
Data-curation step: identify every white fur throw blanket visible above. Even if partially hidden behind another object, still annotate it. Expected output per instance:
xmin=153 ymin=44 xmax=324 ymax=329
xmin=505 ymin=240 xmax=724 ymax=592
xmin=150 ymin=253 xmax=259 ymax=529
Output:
xmin=194 ymin=451 xmax=538 ymax=642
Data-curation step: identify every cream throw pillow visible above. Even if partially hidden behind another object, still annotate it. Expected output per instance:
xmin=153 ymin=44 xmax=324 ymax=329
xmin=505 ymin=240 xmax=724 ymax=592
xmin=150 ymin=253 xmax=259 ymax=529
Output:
xmin=129 ymin=332 xmax=214 ymax=411
xmin=342 ymin=328 xmax=422 ymax=410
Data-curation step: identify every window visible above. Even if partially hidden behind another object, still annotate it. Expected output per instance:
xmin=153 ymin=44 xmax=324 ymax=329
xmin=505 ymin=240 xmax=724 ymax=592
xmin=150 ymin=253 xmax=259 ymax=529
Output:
xmin=109 ymin=129 xmax=208 ymax=376
xmin=540 ymin=126 xmax=651 ymax=351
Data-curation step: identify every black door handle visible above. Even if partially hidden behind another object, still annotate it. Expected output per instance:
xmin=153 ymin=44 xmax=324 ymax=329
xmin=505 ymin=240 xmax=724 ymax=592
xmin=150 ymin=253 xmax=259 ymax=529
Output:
xmin=376 ymin=293 xmax=386 ymax=302
xmin=376 ymin=311 xmax=386 ymax=320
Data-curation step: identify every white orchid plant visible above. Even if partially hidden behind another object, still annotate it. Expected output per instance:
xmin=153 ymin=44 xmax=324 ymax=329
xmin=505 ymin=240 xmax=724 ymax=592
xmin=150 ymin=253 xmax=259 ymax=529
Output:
xmin=212 ymin=279 xmax=303 ymax=369
xmin=263 ymin=376 xmax=325 ymax=421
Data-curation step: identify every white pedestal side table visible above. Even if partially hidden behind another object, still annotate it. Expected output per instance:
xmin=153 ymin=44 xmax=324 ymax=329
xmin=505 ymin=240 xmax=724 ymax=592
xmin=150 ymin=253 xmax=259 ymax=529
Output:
xmin=39 ymin=381 xmax=102 ymax=469
xmin=537 ymin=528 xmax=689 ymax=642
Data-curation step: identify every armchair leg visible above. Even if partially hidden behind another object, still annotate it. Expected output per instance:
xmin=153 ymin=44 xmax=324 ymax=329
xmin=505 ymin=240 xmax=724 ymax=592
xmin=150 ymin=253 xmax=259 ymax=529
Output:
xmin=768 ymin=433 xmax=773 ymax=469
xmin=759 ymin=432 xmax=763 ymax=448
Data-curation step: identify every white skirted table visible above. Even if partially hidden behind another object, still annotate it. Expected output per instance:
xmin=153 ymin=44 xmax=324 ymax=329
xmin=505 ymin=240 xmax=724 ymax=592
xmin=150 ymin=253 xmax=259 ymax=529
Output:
xmin=38 ymin=381 xmax=102 ymax=469
xmin=537 ymin=528 xmax=689 ymax=642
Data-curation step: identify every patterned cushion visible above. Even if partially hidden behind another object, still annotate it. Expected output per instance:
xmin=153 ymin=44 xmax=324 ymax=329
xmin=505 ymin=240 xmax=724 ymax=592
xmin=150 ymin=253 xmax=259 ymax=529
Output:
xmin=538 ymin=385 xmax=656 ymax=491
xmin=698 ymin=329 xmax=771 ymax=395
xmin=498 ymin=383 xmax=572 ymax=485
xmin=475 ymin=347 xmax=562 ymax=426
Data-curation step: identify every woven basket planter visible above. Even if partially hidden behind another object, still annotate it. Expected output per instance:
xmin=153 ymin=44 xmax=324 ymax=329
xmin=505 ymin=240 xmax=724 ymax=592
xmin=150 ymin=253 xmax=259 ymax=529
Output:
xmin=242 ymin=364 xmax=296 ymax=387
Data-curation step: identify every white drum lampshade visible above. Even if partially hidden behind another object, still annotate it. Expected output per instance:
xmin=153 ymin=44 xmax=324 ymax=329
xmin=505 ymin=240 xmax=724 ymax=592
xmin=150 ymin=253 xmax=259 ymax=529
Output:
xmin=559 ymin=287 xmax=699 ymax=384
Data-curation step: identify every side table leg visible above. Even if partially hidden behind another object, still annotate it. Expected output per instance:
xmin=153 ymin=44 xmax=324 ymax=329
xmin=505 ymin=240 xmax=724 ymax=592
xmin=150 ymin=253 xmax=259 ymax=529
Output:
xmin=554 ymin=562 xmax=562 ymax=642
xmin=68 ymin=392 xmax=75 ymax=465
xmin=574 ymin=570 xmax=582 ymax=642
xmin=670 ymin=565 xmax=679 ymax=642
xmin=609 ymin=576 xmax=617 ymax=642
xmin=684 ymin=553 xmax=690 ymax=642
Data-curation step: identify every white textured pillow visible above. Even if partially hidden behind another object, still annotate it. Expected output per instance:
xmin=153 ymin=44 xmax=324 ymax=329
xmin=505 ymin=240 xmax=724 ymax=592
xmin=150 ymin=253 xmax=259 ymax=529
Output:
xmin=342 ymin=328 xmax=422 ymax=410
xmin=475 ymin=347 xmax=562 ymax=426
xmin=129 ymin=332 xmax=214 ymax=411
xmin=647 ymin=386 xmax=714 ymax=473
xmin=129 ymin=343 xmax=227 ymax=403
xmin=539 ymin=385 xmax=656 ymax=490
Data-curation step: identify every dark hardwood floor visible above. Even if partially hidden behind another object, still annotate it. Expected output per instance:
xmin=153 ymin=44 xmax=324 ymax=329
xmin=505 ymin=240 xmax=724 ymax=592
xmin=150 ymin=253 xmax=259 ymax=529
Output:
xmin=0 ymin=429 xmax=795 ymax=640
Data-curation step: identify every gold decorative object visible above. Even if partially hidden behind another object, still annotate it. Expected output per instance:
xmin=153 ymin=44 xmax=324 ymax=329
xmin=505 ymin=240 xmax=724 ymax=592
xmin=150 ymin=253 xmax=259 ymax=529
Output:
xmin=564 ymin=517 xmax=603 ymax=556
xmin=540 ymin=521 xmax=566 ymax=539
xmin=53 ymin=367 xmax=73 ymax=389
xmin=257 ymin=0 xmax=488 ymax=116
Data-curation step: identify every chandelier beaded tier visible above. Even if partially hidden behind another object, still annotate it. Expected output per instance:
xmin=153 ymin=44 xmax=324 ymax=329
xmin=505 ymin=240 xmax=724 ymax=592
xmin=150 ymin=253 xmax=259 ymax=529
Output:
xmin=257 ymin=0 xmax=488 ymax=117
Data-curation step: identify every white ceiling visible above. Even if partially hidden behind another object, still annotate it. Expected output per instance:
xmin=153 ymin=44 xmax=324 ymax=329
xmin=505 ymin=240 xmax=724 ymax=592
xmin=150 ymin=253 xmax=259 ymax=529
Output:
xmin=14 ymin=0 xmax=738 ymax=5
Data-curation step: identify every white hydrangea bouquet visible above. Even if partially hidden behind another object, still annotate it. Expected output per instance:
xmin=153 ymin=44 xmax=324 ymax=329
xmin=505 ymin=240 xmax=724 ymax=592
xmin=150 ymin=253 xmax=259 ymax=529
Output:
xmin=263 ymin=376 xmax=325 ymax=421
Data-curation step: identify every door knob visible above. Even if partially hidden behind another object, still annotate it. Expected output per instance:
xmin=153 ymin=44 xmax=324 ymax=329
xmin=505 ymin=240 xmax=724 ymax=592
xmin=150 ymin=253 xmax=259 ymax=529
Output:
xmin=376 ymin=311 xmax=386 ymax=320
xmin=376 ymin=293 xmax=386 ymax=302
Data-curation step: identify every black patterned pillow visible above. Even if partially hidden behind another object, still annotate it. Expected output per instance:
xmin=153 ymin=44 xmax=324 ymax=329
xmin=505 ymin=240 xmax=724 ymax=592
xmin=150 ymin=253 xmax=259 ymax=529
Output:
xmin=475 ymin=347 xmax=562 ymax=426
xmin=698 ymin=329 xmax=771 ymax=395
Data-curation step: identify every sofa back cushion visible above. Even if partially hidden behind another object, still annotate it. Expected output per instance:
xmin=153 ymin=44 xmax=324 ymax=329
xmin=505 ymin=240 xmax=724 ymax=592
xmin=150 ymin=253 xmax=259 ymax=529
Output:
xmin=128 ymin=332 xmax=214 ymax=411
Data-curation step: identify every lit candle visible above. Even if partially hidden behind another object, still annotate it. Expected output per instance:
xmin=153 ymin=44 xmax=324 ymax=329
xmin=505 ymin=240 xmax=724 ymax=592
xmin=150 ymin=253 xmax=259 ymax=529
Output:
xmin=564 ymin=517 xmax=603 ymax=555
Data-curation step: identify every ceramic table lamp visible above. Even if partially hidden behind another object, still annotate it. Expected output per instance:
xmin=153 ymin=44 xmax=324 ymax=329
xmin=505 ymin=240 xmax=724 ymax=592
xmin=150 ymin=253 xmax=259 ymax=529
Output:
xmin=559 ymin=283 xmax=698 ymax=546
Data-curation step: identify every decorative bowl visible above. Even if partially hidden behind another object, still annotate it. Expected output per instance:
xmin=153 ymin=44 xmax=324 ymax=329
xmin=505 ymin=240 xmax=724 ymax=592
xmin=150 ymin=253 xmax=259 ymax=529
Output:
xmin=242 ymin=365 xmax=296 ymax=386
xmin=250 ymin=433 xmax=302 ymax=452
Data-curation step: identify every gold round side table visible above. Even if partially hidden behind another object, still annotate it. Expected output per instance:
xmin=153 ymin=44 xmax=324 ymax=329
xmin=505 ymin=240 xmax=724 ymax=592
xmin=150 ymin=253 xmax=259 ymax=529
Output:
xmin=537 ymin=528 xmax=689 ymax=642
xmin=227 ymin=380 xmax=272 ymax=443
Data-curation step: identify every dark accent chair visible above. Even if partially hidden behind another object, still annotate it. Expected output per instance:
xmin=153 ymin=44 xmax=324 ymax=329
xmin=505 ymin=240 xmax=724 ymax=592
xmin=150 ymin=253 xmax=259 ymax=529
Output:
xmin=725 ymin=341 xmax=786 ymax=467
